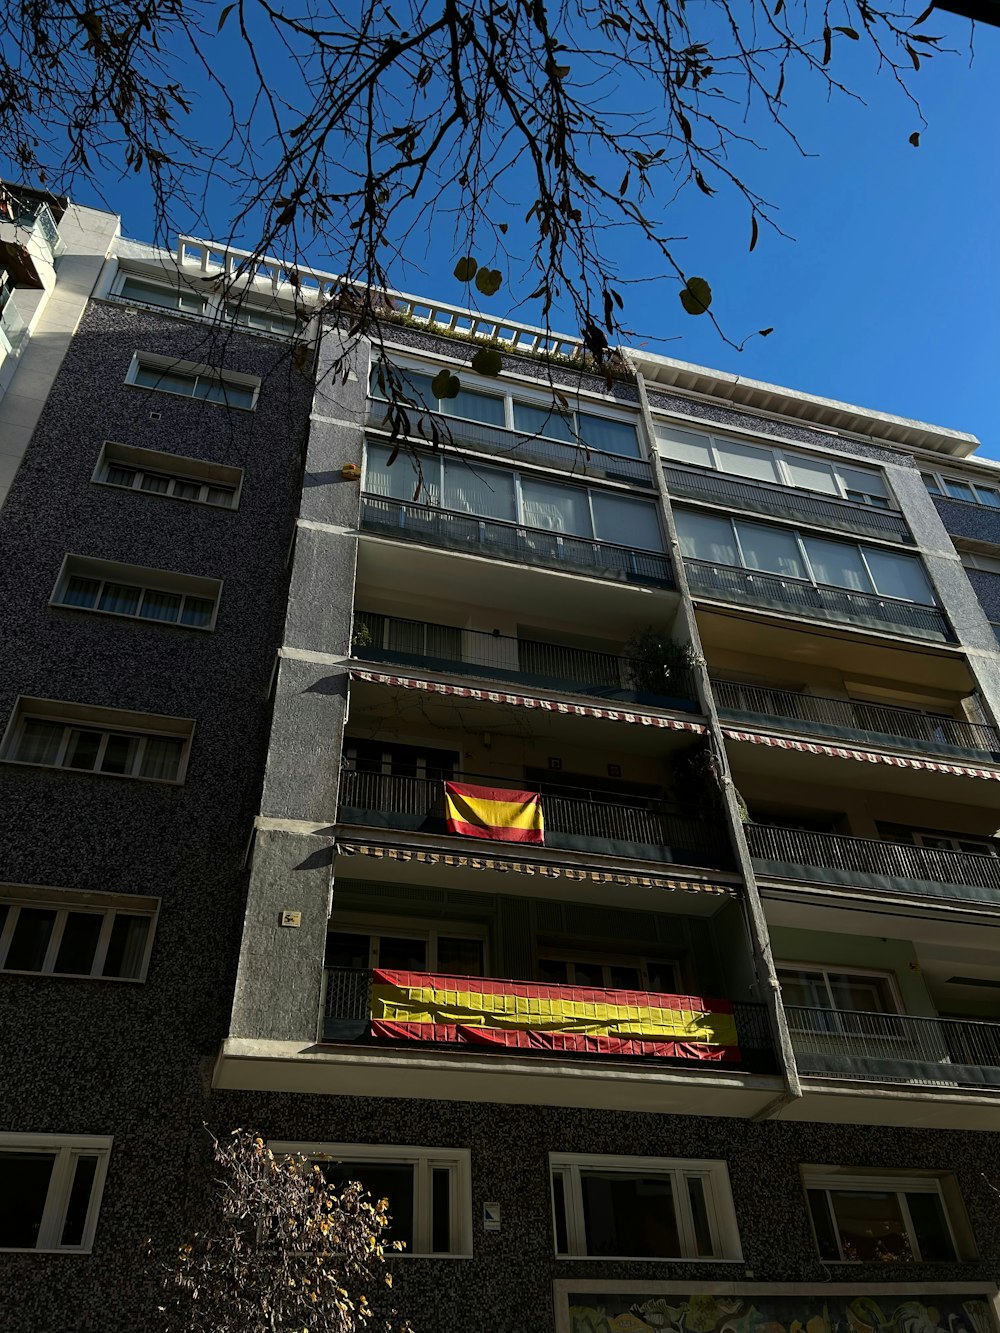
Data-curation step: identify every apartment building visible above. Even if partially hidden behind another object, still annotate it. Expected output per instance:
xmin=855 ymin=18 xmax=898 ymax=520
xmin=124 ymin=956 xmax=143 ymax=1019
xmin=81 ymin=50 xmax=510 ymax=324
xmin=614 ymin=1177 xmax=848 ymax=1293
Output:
xmin=2 ymin=190 xmax=1000 ymax=1333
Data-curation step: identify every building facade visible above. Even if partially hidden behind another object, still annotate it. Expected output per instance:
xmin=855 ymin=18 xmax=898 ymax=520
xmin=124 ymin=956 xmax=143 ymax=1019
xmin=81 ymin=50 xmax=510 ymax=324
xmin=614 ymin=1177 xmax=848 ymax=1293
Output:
xmin=2 ymin=192 xmax=1000 ymax=1332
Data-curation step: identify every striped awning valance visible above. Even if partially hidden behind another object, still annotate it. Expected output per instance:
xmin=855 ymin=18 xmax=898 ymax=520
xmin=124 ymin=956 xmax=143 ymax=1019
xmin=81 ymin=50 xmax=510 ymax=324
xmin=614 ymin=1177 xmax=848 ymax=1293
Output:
xmin=721 ymin=727 xmax=1000 ymax=781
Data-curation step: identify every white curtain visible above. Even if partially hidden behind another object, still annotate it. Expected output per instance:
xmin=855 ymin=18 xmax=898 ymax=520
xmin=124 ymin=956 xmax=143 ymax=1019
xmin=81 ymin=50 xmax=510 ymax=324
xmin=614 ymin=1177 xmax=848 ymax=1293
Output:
xmin=591 ymin=493 xmax=664 ymax=551
xmin=674 ymin=510 xmax=737 ymax=564
xmin=864 ymin=548 xmax=935 ymax=604
xmin=736 ymin=521 xmax=804 ymax=578
xmin=443 ymin=460 xmax=516 ymax=519
xmin=140 ymin=737 xmax=184 ymax=781
xmin=716 ymin=441 xmax=781 ymax=484
xmin=520 ymin=477 xmax=591 ymax=534
xmin=804 ymin=538 xmax=871 ymax=592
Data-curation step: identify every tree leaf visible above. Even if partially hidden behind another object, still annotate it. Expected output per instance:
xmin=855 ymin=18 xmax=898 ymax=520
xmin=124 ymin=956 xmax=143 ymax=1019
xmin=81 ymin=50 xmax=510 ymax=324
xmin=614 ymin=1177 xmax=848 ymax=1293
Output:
xmin=498 ymin=222 xmax=508 ymax=234
xmin=470 ymin=347 xmax=503 ymax=376
xmin=553 ymin=64 xmax=571 ymax=78
xmin=906 ymin=42 xmax=921 ymax=68
xmin=453 ymin=256 xmax=478 ymax=282
xmin=679 ymin=276 xmax=712 ymax=315
xmin=908 ymin=130 xmax=920 ymax=147
xmin=833 ymin=25 xmax=859 ymax=38
xmin=749 ymin=214 xmax=759 ymax=252
xmin=694 ymin=170 xmax=715 ymax=196
xmin=677 ymin=110 xmax=693 ymax=142
xmin=774 ymin=0 xmax=784 ymax=15
xmin=822 ymin=26 xmax=832 ymax=64
xmin=911 ymin=2 xmax=935 ymax=23
xmin=619 ymin=168 xmax=630 ymax=196
xmin=217 ymin=3 xmax=235 ymax=31
xmin=431 ymin=369 xmax=461 ymax=399
xmin=475 ymin=267 xmax=502 ymax=296
xmin=759 ymin=327 xmax=774 ymax=336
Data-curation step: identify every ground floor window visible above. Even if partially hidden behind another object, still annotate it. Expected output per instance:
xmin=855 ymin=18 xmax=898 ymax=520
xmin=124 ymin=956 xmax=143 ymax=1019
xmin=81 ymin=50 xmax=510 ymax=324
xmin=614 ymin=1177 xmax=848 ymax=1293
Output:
xmin=0 ymin=1134 xmax=112 ymax=1252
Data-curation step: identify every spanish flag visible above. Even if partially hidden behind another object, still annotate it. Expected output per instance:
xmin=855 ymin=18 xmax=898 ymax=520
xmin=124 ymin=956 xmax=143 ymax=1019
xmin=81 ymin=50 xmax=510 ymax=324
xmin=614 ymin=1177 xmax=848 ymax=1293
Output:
xmin=370 ymin=969 xmax=740 ymax=1061
xmin=444 ymin=781 xmax=544 ymax=844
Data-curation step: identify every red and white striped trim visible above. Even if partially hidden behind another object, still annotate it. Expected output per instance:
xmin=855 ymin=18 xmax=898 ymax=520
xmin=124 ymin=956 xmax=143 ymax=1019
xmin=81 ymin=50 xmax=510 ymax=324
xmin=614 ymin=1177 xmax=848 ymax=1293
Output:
xmin=349 ymin=669 xmax=707 ymax=733
xmin=721 ymin=727 xmax=1000 ymax=781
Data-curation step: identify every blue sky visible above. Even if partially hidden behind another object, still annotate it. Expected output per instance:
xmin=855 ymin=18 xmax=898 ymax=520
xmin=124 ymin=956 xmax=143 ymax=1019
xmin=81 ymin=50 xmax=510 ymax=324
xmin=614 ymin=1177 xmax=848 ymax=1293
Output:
xmin=65 ymin=7 xmax=999 ymax=452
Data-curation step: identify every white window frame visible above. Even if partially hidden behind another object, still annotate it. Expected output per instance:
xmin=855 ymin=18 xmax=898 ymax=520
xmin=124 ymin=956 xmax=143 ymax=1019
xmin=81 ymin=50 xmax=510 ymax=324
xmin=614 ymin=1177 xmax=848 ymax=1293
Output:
xmin=115 ymin=271 xmax=207 ymax=315
xmin=675 ymin=509 xmax=936 ymax=606
xmin=550 ymin=1153 xmax=742 ymax=1261
xmin=267 ymin=1142 xmax=472 ymax=1258
xmin=776 ymin=962 xmax=904 ymax=1016
xmin=111 ymin=264 xmax=306 ymax=340
xmin=536 ymin=951 xmax=682 ymax=993
xmin=922 ymin=470 xmax=1000 ymax=510
xmin=93 ymin=441 xmax=242 ymax=510
xmin=801 ymin=1168 xmax=964 ymax=1264
xmin=912 ymin=831 xmax=998 ymax=856
xmin=960 ymin=550 xmax=1000 ymax=576
xmin=328 ymin=915 xmax=489 ymax=974
xmin=0 ymin=1133 xmax=113 ymax=1253
xmin=51 ymin=555 xmax=222 ymax=632
xmin=0 ymin=886 xmax=157 ymax=981
xmin=0 ymin=698 xmax=194 ymax=785
xmin=125 ymin=352 xmax=260 ymax=411
xmin=655 ymin=421 xmax=893 ymax=508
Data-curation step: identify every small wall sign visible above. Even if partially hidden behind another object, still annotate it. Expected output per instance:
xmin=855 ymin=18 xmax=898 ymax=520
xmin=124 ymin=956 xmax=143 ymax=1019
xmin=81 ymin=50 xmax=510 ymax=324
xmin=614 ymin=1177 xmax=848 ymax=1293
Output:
xmin=280 ymin=910 xmax=302 ymax=928
xmin=483 ymin=1202 xmax=501 ymax=1231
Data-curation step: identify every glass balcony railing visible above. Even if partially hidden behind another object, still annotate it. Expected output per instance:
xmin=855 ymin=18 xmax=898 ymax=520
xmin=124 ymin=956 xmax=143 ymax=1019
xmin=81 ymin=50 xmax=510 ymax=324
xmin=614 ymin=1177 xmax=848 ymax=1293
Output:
xmin=0 ymin=292 xmax=28 ymax=359
xmin=353 ymin=611 xmax=700 ymax=709
xmin=713 ymin=678 xmax=999 ymax=759
xmin=338 ymin=768 xmax=729 ymax=868
xmin=664 ymin=464 xmax=912 ymax=543
xmin=367 ymin=400 xmax=653 ymax=487
xmin=13 ymin=201 xmax=65 ymax=266
xmin=746 ymin=823 xmax=1000 ymax=903
xmin=785 ymin=1005 xmax=1000 ymax=1089
xmin=323 ymin=965 xmax=776 ymax=1072
xmin=685 ymin=559 xmax=951 ymax=641
xmin=360 ymin=494 xmax=675 ymax=587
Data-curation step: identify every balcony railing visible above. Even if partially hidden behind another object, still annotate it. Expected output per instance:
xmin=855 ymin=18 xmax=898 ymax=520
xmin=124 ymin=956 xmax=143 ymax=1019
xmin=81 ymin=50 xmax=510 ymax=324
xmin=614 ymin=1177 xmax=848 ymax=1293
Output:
xmin=353 ymin=611 xmax=700 ymax=709
xmin=323 ymin=966 xmax=776 ymax=1072
xmin=361 ymin=494 xmax=675 ymax=587
xmin=684 ymin=559 xmax=951 ymax=641
xmin=713 ymin=678 xmax=1000 ymax=758
xmin=0 ymin=293 xmax=27 ymax=360
xmin=338 ymin=768 xmax=729 ymax=868
xmin=746 ymin=823 xmax=1000 ymax=902
xmin=665 ymin=464 xmax=912 ymax=543
xmin=367 ymin=400 xmax=653 ymax=487
xmin=785 ymin=1005 xmax=1000 ymax=1089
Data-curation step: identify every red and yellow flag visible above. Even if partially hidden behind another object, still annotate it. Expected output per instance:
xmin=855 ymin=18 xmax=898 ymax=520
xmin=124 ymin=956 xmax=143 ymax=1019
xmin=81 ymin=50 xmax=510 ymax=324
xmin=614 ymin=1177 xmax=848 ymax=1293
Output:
xmin=444 ymin=781 xmax=544 ymax=844
xmin=370 ymin=969 xmax=740 ymax=1061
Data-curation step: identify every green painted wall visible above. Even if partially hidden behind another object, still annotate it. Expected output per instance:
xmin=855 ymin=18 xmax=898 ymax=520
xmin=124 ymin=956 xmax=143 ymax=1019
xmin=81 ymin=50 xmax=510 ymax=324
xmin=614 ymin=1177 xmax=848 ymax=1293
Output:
xmin=768 ymin=924 xmax=937 ymax=1015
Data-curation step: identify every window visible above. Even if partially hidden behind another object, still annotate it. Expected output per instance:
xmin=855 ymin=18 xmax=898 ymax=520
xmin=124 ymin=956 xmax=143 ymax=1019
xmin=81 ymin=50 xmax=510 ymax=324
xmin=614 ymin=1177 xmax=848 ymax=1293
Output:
xmin=223 ymin=302 xmax=299 ymax=336
xmin=538 ymin=954 xmax=679 ymax=993
xmin=1 ymin=699 xmax=194 ymax=784
xmin=656 ymin=423 xmax=892 ymax=508
xmin=923 ymin=472 xmax=1000 ymax=509
xmin=514 ymin=402 xmax=641 ymax=459
xmin=327 ymin=926 xmax=485 ymax=976
xmin=0 ymin=887 xmax=156 ymax=980
xmin=126 ymin=353 xmax=259 ymax=410
xmin=0 ymin=1134 xmax=112 ymax=1252
xmin=960 ymin=550 xmax=1000 ymax=575
xmin=912 ymin=832 xmax=998 ymax=856
xmin=778 ymin=966 xmax=899 ymax=1015
xmin=343 ymin=738 xmax=458 ymax=781
xmin=116 ymin=273 xmax=207 ymax=315
xmin=94 ymin=441 xmax=241 ymax=509
xmin=802 ymin=1169 xmax=966 ymax=1263
xmin=371 ymin=362 xmax=504 ymax=426
xmin=52 ymin=556 xmax=221 ymax=631
xmin=550 ymin=1155 xmax=741 ymax=1260
xmin=674 ymin=509 xmax=935 ymax=605
xmin=268 ymin=1143 xmax=472 ymax=1257
xmin=365 ymin=443 xmax=664 ymax=552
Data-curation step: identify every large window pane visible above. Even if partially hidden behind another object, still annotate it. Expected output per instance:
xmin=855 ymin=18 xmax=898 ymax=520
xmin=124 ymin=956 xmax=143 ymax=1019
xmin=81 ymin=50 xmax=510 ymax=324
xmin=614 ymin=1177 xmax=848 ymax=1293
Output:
xmin=592 ymin=494 xmax=663 ymax=551
xmin=443 ymin=459 xmax=516 ymax=520
xmin=735 ymin=521 xmax=805 ymax=578
xmin=840 ymin=465 xmax=888 ymax=499
xmin=436 ymin=936 xmax=484 ymax=976
xmin=16 ymin=719 xmax=64 ymax=766
xmin=674 ymin=510 xmax=737 ymax=565
xmin=103 ymin=914 xmax=150 ymax=979
xmin=98 ymin=582 xmax=142 ymax=616
xmin=319 ymin=1161 xmax=415 ymax=1252
xmin=100 ymin=734 xmax=140 ymax=776
xmin=906 ymin=1192 xmax=956 ymax=1261
xmin=826 ymin=972 xmax=896 ymax=1013
xmin=6 ymin=908 xmax=57 ymax=971
xmin=580 ymin=1171 xmax=681 ymax=1257
xmin=803 ymin=537 xmax=871 ymax=592
xmin=53 ymin=913 xmax=103 ymax=975
xmin=944 ymin=479 xmax=976 ymax=502
xmin=65 ymin=729 xmax=103 ymax=771
xmin=139 ymin=590 xmax=182 ymax=623
xmin=443 ymin=386 xmax=506 ymax=427
xmin=60 ymin=1156 xmax=99 ymax=1247
xmin=828 ymin=1189 xmax=912 ymax=1261
xmin=864 ymin=548 xmax=935 ymax=605
xmin=133 ymin=366 xmax=195 ymax=396
xmin=370 ymin=363 xmax=436 ymax=409
xmin=513 ymin=402 xmax=575 ymax=443
xmin=777 ymin=969 xmax=830 ymax=1009
xmin=784 ymin=455 xmax=839 ymax=495
xmin=378 ymin=936 xmax=428 ymax=971
xmin=807 ymin=1189 xmax=841 ymax=1260
xmin=578 ymin=413 xmax=640 ymax=459
xmin=139 ymin=737 xmax=183 ymax=781
xmin=62 ymin=577 xmax=100 ymax=608
xmin=716 ymin=440 xmax=781 ymax=484
xmin=655 ymin=425 xmax=713 ymax=468
xmin=365 ymin=443 xmax=431 ymax=504
xmin=0 ymin=1152 xmax=55 ymax=1248
xmin=326 ymin=931 xmax=371 ymax=969
xmin=521 ymin=477 xmax=591 ymax=536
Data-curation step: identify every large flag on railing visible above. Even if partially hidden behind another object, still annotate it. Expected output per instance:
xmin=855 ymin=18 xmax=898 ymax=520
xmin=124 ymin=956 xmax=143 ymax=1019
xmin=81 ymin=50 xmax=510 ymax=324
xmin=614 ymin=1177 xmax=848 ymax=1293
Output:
xmin=444 ymin=781 xmax=544 ymax=844
xmin=370 ymin=969 xmax=740 ymax=1060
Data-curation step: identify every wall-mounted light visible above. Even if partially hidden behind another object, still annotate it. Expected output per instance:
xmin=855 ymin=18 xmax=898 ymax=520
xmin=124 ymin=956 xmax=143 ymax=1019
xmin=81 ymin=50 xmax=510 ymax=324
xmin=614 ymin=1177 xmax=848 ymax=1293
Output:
xmin=341 ymin=462 xmax=362 ymax=481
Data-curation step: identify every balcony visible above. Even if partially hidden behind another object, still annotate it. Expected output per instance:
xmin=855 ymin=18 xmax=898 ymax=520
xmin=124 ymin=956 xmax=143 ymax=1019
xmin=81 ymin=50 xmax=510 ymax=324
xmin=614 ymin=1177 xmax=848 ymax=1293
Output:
xmin=338 ymin=768 xmax=730 ymax=868
xmin=665 ymin=463 xmax=912 ymax=543
xmin=361 ymin=494 xmax=674 ymax=587
xmin=366 ymin=400 xmax=653 ymax=487
xmin=0 ymin=200 xmax=64 ymax=286
xmin=0 ymin=290 xmax=27 ymax=362
xmin=746 ymin=823 xmax=1000 ymax=904
xmin=786 ymin=1005 xmax=1000 ymax=1090
xmin=685 ymin=559 xmax=951 ymax=641
xmin=323 ymin=966 xmax=776 ymax=1074
xmin=353 ymin=611 xmax=700 ymax=710
xmin=713 ymin=678 xmax=999 ymax=760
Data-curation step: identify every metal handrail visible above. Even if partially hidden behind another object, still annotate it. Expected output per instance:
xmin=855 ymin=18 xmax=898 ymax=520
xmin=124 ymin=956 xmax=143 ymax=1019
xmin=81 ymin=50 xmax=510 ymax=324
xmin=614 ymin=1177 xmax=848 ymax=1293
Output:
xmin=366 ymin=401 xmax=653 ymax=486
xmin=353 ymin=610 xmax=699 ymax=706
xmin=785 ymin=1004 xmax=1000 ymax=1084
xmin=684 ymin=558 xmax=951 ymax=640
xmin=664 ymin=463 xmax=911 ymax=543
xmin=712 ymin=678 xmax=999 ymax=755
xmin=746 ymin=823 xmax=1000 ymax=892
xmin=360 ymin=493 xmax=675 ymax=587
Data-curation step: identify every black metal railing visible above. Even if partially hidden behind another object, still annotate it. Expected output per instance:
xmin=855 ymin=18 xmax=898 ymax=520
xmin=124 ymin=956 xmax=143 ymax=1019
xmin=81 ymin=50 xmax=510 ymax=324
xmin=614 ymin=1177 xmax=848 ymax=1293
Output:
xmin=366 ymin=400 xmax=653 ymax=487
xmin=360 ymin=494 xmax=675 ymax=587
xmin=746 ymin=823 xmax=1000 ymax=895
xmin=785 ymin=1005 xmax=1000 ymax=1088
xmin=712 ymin=678 xmax=999 ymax=756
xmin=337 ymin=768 xmax=728 ymax=868
xmin=665 ymin=464 xmax=912 ymax=543
xmin=684 ymin=559 xmax=951 ymax=640
xmin=353 ymin=611 xmax=699 ymax=708
xmin=322 ymin=965 xmax=776 ymax=1071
